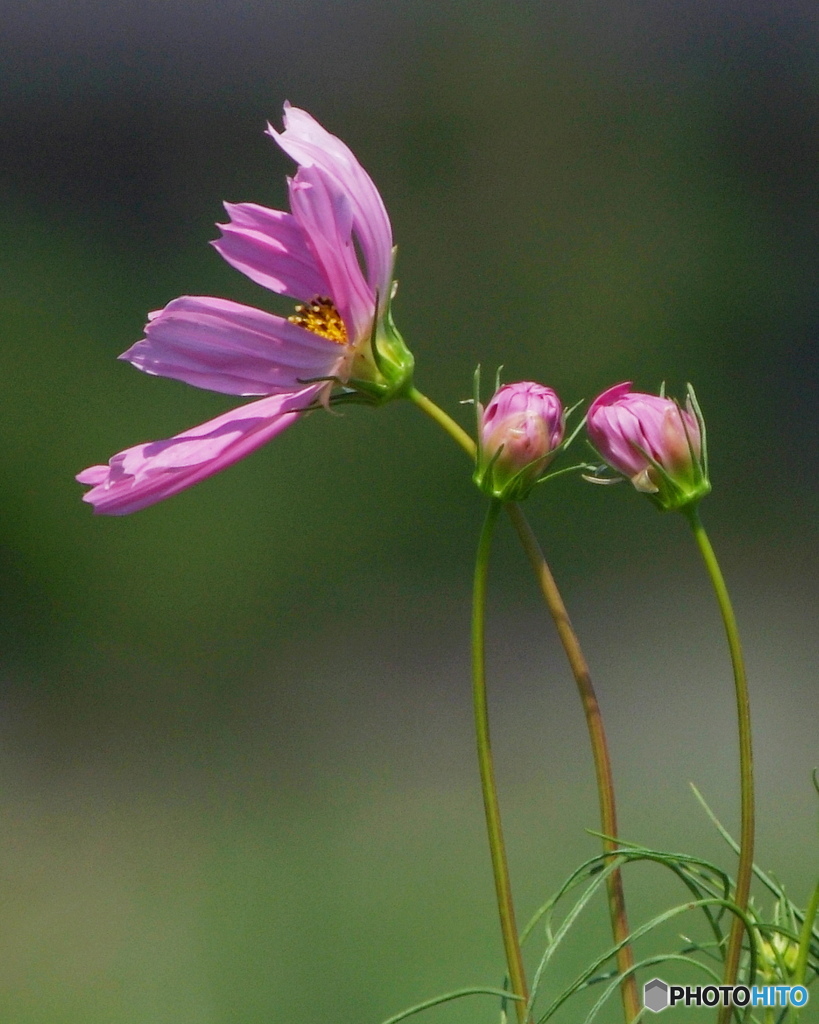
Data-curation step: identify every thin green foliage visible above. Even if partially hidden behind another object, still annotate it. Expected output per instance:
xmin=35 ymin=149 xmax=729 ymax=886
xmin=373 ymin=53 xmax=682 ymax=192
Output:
xmin=520 ymin=839 xmax=759 ymax=1022
xmin=526 ymin=857 xmax=626 ymax=1012
xmin=692 ymin=785 xmax=819 ymax=966
xmin=372 ymin=806 xmax=815 ymax=1024
xmin=794 ymin=881 xmax=819 ymax=992
xmin=584 ymin=953 xmax=722 ymax=1024
xmin=535 ymin=897 xmax=753 ymax=1023
xmin=377 ymin=986 xmax=523 ymax=1024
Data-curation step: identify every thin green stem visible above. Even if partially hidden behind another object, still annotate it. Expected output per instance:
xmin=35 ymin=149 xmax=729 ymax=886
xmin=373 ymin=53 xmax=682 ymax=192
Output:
xmin=506 ymin=503 xmax=640 ymax=1024
xmin=407 ymin=386 xmax=639 ymax=1023
xmin=684 ymin=507 xmax=754 ymax=1021
xmin=791 ymin=879 xmax=819 ymax=1021
xmin=406 ymin=385 xmax=476 ymax=458
xmin=473 ymin=498 xmax=530 ymax=1024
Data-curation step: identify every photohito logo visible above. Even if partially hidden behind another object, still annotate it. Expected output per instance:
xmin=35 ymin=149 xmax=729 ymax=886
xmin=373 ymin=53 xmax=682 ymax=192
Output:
xmin=643 ymin=978 xmax=809 ymax=1013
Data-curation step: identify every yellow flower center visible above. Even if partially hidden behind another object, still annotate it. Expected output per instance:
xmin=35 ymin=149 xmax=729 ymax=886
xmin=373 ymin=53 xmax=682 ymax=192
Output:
xmin=288 ymin=297 xmax=348 ymax=345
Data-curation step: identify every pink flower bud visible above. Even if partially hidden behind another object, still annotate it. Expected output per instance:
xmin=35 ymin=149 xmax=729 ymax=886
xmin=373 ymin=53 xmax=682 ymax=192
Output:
xmin=476 ymin=381 xmax=564 ymax=500
xmin=587 ymin=382 xmax=710 ymax=511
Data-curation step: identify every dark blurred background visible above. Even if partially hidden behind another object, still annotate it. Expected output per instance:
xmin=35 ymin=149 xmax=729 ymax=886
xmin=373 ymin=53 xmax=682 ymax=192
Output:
xmin=0 ymin=2 xmax=817 ymax=1021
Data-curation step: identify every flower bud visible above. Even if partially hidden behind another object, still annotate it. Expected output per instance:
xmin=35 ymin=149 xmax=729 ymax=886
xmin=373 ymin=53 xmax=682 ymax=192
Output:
xmin=753 ymin=895 xmax=800 ymax=983
xmin=587 ymin=382 xmax=710 ymax=512
xmin=475 ymin=381 xmax=564 ymax=500
xmin=757 ymin=931 xmax=799 ymax=982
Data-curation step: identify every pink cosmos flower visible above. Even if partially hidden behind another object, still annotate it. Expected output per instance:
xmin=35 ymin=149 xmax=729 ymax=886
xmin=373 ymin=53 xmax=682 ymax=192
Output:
xmin=78 ymin=104 xmax=413 ymax=515
xmin=587 ymin=382 xmax=710 ymax=510
xmin=475 ymin=381 xmax=565 ymax=500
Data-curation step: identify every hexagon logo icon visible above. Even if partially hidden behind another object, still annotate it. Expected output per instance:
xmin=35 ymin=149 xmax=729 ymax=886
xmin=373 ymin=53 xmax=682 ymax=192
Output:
xmin=644 ymin=978 xmax=670 ymax=1013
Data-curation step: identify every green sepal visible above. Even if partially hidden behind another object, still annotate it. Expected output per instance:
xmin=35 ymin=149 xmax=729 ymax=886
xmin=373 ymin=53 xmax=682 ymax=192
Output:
xmin=345 ymin=294 xmax=415 ymax=405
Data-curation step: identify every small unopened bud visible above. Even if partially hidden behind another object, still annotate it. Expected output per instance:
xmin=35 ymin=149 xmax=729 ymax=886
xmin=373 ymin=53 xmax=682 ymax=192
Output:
xmin=754 ymin=896 xmax=801 ymax=983
xmin=475 ymin=381 xmax=564 ymax=501
xmin=587 ymin=382 xmax=710 ymax=512
xmin=757 ymin=931 xmax=799 ymax=982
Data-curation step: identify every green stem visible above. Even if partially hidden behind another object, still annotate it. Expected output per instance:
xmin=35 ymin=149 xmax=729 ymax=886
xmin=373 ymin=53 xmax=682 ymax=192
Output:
xmin=407 ymin=386 xmax=639 ymax=1022
xmin=473 ymin=498 xmax=530 ymax=1023
xmin=684 ymin=507 xmax=754 ymax=1020
xmin=505 ymin=503 xmax=640 ymax=1024
xmin=406 ymin=385 xmax=477 ymax=458
xmin=791 ymin=879 xmax=819 ymax=1022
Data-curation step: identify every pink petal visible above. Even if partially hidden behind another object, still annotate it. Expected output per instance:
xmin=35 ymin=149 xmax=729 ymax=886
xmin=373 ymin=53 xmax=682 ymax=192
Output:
xmin=76 ymin=465 xmax=108 ymax=486
xmin=268 ymin=104 xmax=394 ymax=307
xmin=212 ymin=202 xmax=327 ymax=299
xmin=591 ymin=382 xmax=634 ymax=409
xmin=287 ymin=167 xmax=374 ymax=344
xmin=121 ymin=296 xmax=345 ymax=396
xmin=76 ymin=385 xmax=323 ymax=515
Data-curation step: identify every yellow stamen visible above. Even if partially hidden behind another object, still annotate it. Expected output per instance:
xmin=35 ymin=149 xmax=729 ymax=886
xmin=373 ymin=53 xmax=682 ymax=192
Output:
xmin=288 ymin=297 xmax=348 ymax=345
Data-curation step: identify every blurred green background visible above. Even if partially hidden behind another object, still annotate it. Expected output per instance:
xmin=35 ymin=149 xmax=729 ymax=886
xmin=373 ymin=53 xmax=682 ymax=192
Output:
xmin=0 ymin=2 xmax=817 ymax=1021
